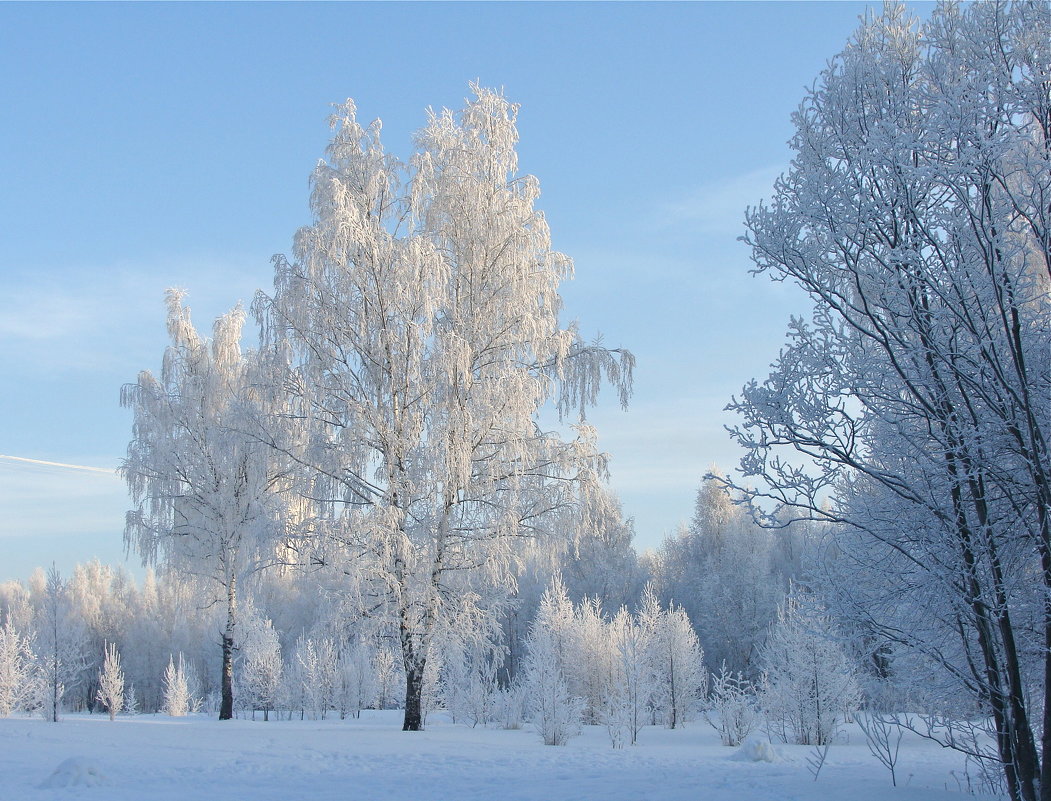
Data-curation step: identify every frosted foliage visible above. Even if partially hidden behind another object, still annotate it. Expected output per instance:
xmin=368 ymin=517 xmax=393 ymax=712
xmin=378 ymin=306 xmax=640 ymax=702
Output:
xmin=495 ymin=681 xmax=525 ymax=730
xmin=760 ymin=592 xmax=860 ymax=746
xmin=123 ymin=292 xmax=280 ymax=575
xmin=123 ymin=685 xmax=139 ymax=715
xmin=337 ymin=642 xmax=377 ymax=720
xmin=439 ymin=622 xmax=503 ymax=728
xmin=604 ymin=607 xmax=653 ymax=748
xmin=649 ymin=602 xmax=706 ymax=730
xmin=372 ymin=648 xmax=401 ymax=710
xmin=0 ymin=581 xmax=33 ymax=635
xmin=704 ymin=662 xmax=759 ymax=746
xmin=520 ymin=578 xmax=706 ymax=748
xmin=655 ymin=476 xmax=779 ymax=678
xmin=96 ymin=641 xmax=124 ymax=720
xmin=122 ymin=291 xmax=288 ymax=719
xmin=522 ymin=578 xmax=583 ymax=745
xmin=36 ymin=566 xmax=88 ymax=722
xmin=163 ymin=654 xmax=193 ymax=717
xmin=0 ymin=623 xmax=36 ymax=717
xmin=294 ymin=637 xmax=339 ymax=720
xmin=254 ymin=85 xmax=632 ymax=729
xmin=240 ymin=616 xmax=282 ymax=720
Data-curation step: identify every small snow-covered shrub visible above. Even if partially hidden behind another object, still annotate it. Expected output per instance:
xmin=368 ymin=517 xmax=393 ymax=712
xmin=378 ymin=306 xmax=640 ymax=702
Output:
xmin=123 ymin=684 xmax=139 ymax=716
xmin=496 ymin=682 xmax=525 ymax=730
xmin=648 ymin=600 xmax=706 ymax=730
xmin=443 ymin=644 xmax=501 ymax=728
xmin=241 ymin=616 xmax=283 ymax=721
xmin=295 ymin=637 xmax=338 ymax=720
xmin=704 ymin=662 xmax=759 ymax=746
xmin=95 ymin=641 xmax=124 ymax=720
xmin=525 ymin=656 xmax=584 ymax=746
xmin=162 ymin=654 xmax=195 ymax=717
xmin=336 ymin=641 xmax=376 ymax=721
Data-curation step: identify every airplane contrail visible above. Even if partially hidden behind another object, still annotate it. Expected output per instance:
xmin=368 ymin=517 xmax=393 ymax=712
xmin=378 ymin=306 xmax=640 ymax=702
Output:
xmin=0 ymin=454 xmax=118 ymax=475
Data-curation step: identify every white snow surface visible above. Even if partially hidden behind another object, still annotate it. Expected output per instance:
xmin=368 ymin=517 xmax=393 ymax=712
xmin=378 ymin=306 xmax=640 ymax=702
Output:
xmin=39 ymin=756 xmax=108 ymax=788
xmin=1 ymin=711 xmax=997 ymax=800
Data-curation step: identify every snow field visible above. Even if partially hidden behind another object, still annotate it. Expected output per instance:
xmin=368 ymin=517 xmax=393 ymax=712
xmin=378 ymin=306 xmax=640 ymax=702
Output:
xmin=0 ymin=710 xmax=996 ymax=801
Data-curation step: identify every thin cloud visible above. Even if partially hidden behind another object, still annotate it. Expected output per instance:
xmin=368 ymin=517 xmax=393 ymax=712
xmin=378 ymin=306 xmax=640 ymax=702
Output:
xmin=0 ymin=291 xmax=92 ymax=341
xmin=661 ymin=165 xmax=783 ymax=235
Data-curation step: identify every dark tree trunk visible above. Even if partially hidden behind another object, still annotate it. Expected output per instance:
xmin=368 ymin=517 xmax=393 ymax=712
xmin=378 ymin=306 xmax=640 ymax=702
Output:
xmin=220 ymin=631 xmax=234 ymax=720
xmin=220 ymin=577 xmax=236 ymax=721
xmin=402 ymin=661 xmax=424 ymax=731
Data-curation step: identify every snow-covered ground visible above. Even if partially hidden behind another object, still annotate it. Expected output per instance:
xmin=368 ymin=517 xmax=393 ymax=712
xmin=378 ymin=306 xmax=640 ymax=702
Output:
xmin=1 ymin=711 xmax=996 ymax=801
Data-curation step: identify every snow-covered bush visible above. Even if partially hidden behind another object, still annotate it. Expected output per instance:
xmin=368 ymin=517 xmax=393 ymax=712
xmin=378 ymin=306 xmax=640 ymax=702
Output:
xmin=522 ymin=579 xmax=584 ymax=745
xmin=95 ymin=641 xmax=124 ymax=720
xmin=603 ymin=605 xmax=653 ymax=747
xmin=442 ymin=640 xmax=501 ymax=728
xmin=524 ymin=642 xmax=584 ymax=746
xmin=0 ymin=622 xmax=37 ymax=717
xmin=123 ymin=684 xmax=139 ymax=716
xmin=760 ymin=591 xmax=860 ymax=745
xmin=372 ymin=648 xmax=401 ymax=710
xmin=704 ymin=662 xmax=759 ymax=746
xmin=162 ymin=654 xmax=195 ymax=717
xmin=734 ymin=734 xmax=782 ymax=763
xmin=336 ymin=641 xmax=376 ymax=720
xmin=495 ymin=681 xmax=525 ymax=730
xmin=295 ymin=637 xmax=338 ymax=720
xmin=240 ymin=616 xmax=283 ymax=721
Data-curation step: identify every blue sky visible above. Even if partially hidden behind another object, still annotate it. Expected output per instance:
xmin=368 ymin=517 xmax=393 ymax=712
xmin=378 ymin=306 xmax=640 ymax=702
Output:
xmin=0 ymin=1 xmax=925 ymax=582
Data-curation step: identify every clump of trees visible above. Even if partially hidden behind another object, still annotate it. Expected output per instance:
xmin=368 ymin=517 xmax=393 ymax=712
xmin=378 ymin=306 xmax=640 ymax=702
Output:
xmin=723 ymin=3 xmax=1050 ymax=799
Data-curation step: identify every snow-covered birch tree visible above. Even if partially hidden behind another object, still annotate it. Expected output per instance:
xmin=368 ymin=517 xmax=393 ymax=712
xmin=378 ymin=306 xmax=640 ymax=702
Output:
xmin=35 ymin=566 xmax=88 ymax=722
xmin=724 ymin=3 xmax=1050 ymax=798
xmin=760 ymin=590 xmax=860 ymax=746
xmin=239 ymin=614 xmax=283 ymax=721
xmin=122 ymin=292 xmax=289 ymax=720
xmin=522 ymin=577 xmax=584 ymax=745
xmin=254 ymin=85 xmax=633 ymax=731
xmin=95 ymin=641 xmax=124 ymax=720
xmin=163 ymin=653 xmax=192 ymax=717
xmin=650 ymin=601 xmax=706 ymax=730
xmin=0 ymin=622 xmax=36 ymax=717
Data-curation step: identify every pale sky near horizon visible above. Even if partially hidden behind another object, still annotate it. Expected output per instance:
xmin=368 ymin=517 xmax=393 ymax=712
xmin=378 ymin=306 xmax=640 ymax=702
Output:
xmin=0 ymin=1 xmax=932 ymax=583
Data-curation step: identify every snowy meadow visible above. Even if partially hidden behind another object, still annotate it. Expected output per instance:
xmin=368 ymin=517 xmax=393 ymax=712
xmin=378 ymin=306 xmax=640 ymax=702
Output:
xmin=1 ymin=710 xmax=995 ymax=801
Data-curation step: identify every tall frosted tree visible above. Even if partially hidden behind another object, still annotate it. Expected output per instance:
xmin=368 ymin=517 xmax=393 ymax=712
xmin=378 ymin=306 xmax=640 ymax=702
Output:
xmin=655 ymin=473 xmax=778 ymax=677
xmin=254 ymin=86 xmax=632 ymax=731
xmin=122 ymin=292 xmax=288 ymax=720
xmin=724 ymin=3 xmax=1050 ymax=798
xmin=36 ymin=566 xmax=88 ymax=722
